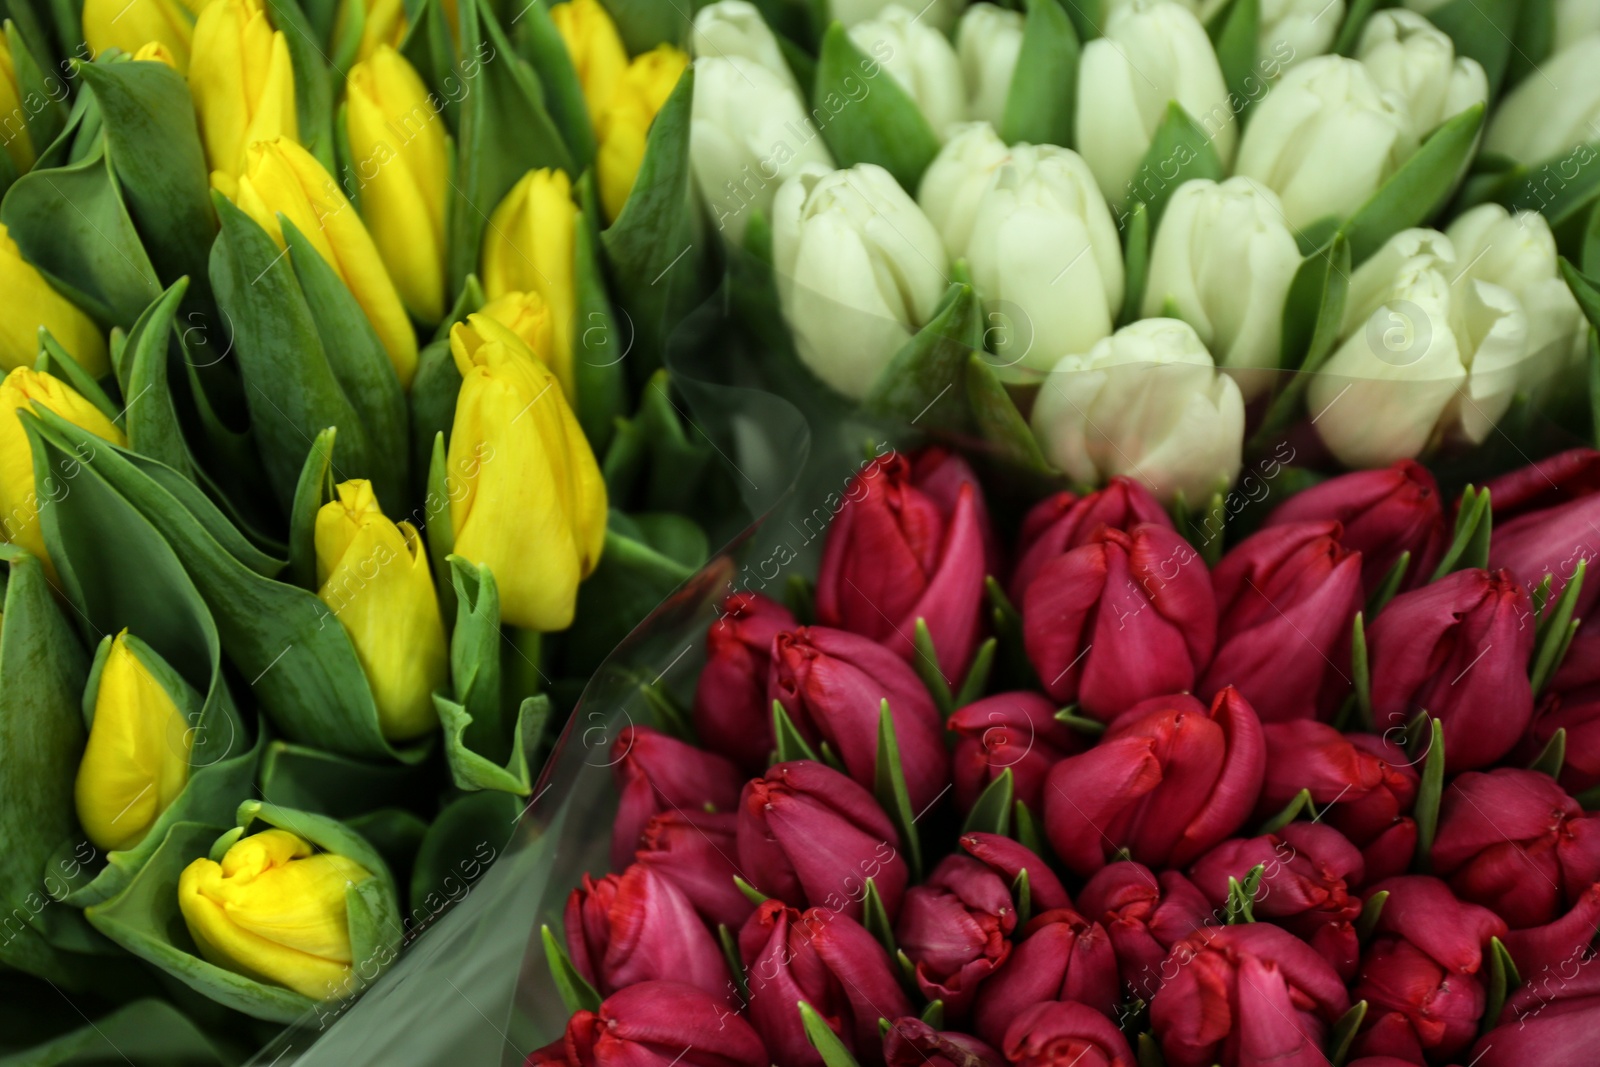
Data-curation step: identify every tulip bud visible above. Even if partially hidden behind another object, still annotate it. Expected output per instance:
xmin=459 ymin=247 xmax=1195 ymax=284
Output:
xmin=1368 ymin=568 xmax=1534 ymax=772
xmin=189 ymin=0 xmax=296 ymax=180
xmin=883 ymin=1019 xmax=1002 ymax=1067
xmin=1501 ymin=883 xmax=1600 ymax=992
xmin=1151 ymin=924 xmax=1352 ymax=1067
xmin=447 ymin=313 xmax=607 ymax=631
xmin=477 ymin=290 xmax=555 ymax=360
xmin=773 ymin=163 xmax=949 ymax=400
xmin=1009 ymin=479 xmax=1173 ymax=603
xmin=595 ymin=45 xmax=691 ymax=222
xmin=970 ymin=907 xmax=1120 ymax=1044
xmin=231 ymin=139 xmax=417 ymax=388
xmin=551 ymin=0 xmax=629 ymax=128
xmin=1556 ymin=0 xmax=1600 ymax=50
xmin=1001 ymin=1002 xmax=1136 ymax=1067
xmin=848 ymin=7 xmax=965 ymax=137
xmin=959 ymin=832 xmax=1073 ymax=912
xmin=816 ymin=450 xmax=988 ymax=678
xmin=345 ymin=46 xmax=449 ymax=325
xmin=912 ymin=447 xmax=1004 ymax=576
xmin=1140 ymin=177 xmax=1302 ymax=400
xmin=1356 ymin=10 xmax=1487 ymax=148
xmin=176 ymin=828 xmax=374 ymax=1000
xmin=566 ymin=864 xmax=730 ymax=999
xmin=1473 ymin=995 xmax=1600 ymax=1067
xmin=611 ymin=725 xmax=745 ymax=871
xmin=693 ymin=1 xmax=798 ymax=90
xmin=736 ymin=760 xmax=908 ymax=921
xmin=895 ymin=855 xmax=1017 ymax=1016
xmin=0 ymin=31 xmax=34 ymax=174
xmin=527 ymin=981 xmax=769 ymax=1067
xmin=0 ymin=367 xmax=126 ymax=569
xmin=132 ymin=41 xmax=180 ymax=66
xmin=955 ymin=4 xmax=1023 ymax=130
xmin=1043 ymin=688 xmax=1265 ymax=876
xmin=1021 ymin=523 xmax=1216 ymax=718
xmin=1252 ymin=0 xmax=1342 ymax=66
xmin=333 ymin=0 xmax=406 ymax=63
xmin=1235 ymin=55 xmax=1409 ymax=231
xmin=768 ymin=626 xmax=949 ymax=812
xmin=693 ymin=592 xmax=796 ymax=772
xmin=73 ymin=631 xmax=195 ymax=852
xmin=948 ymin=692 xmax=1083 ymax=815
xmin=740 ymin=900 xmax=912 ymax=1066
xmin=1263 ymin=461 xmax=1447 ymax=595
xmin=1255 ymin=721 xmax=1418 ymax=852
xmin=1485 ymin=35 xmax=1600 ymax=165
xmin=1529 ymin=625 xmax=1600 ymax=795
xmin=1198 ymin=521 xmax=1365 ymax=722
xmin=481 ymin=169 xmax=579 ymax=398
xmin=1075 ymin=861 xmax=1214 ymax=1001
xmin=0 ymin=223 xmax=108 ymax=376
xmin=1076 ymin=0 xmax=1236 ymax=205
xmin=83 ymin=0 xmax=195 ymax=68
xmin=633 ymin=809 xmax=753 ymax=931
xmin=1486 ymin=448 xmax=1600 ymax=619
xmin=313 ymin=479 xmax=446 ymax=742
xmin=1030 ymin=319 xmax=1245 ymax=505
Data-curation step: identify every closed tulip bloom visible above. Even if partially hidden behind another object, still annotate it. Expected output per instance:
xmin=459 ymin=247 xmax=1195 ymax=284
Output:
xmin=849 ymin=7 xmax=964 ymax=137
xmin=481 ymin=169 xmax=578 ymax=396
xmin=1002 ymin=1002 xmax=1135 ymax=1067
xmin=916 ymin=121 xmax=1012 ymax=255
xmin=970 ymin=907 xmax=1120 ymax=1045
xmin=1500 ymin=883 xmax=1600 ymax=991
xmin=955 ymin=4 xmax=1023 ymax=129
xmin=632 ymin=810 xmax=752 ymax=932
xmin=232 ymin=139 xmax=417 ymax=387
xmin=596 ymin=45 xmax=690 ymax=221
xmin=1199 ymin=521 xmax=1365 ymax=722
xmin=552 ymin=0 xmax=629 ymax=127
xmin=447 ymin=313 xmax=606 ymax=631
xmin=1009 ymin=479 xmax=1173 ymax=603
xmin=1236 ymin=56 xmax=1410 ymax=230
xmin=313 ymin=479 xmax=446 ymax=742
xmin=1357 ymin=10 xmax=1487 ymax=148
xmin=883 ymin=1019 xmax=1001 ymax=1067
xmin=1529 ymin=626 xmax=1600 ymax=794
xmin=1075 ymin=861 xmax=1214 ymax=1001
xmin=610 ymin=725 xmax=744 ymax=870
xmin=1486 ymin=448 xmax=1600 ymax=619
xmin=1473 ymin=996 xmax=1600 ymax=1067
xmin=773 ymin=163 xmax=948 ymax=400
xmin=333 ymin=0 xmax=405 ymax=62
xmin=189 ymin=0 xmax=296 ymax=180
xmin=693 ymin=592 xmax=797 ymax=772
xmin=692 ymin=1 xmax=796 ymax=89
xmin=176 ymin=829 xmax=373 ymax=1000
xmin=84 ymin=0 xmax=196 ymax=68
xmin=566 ymin=865 xmax=730 ymax=999
xmin=1111 ymin=0 xmax=1340 ymax=68
xmin=1031 ymin=319 xmax=1245 ymax=505
xmin=736 ymin=760 xmax=908 ymax=921
xmin=912 ymin=447 xmax=1004 ymax=577
xmin=959 ymin=833 xmax=1074 ymax=913
xmin=740 ymin=900 xmax=912 ymax=1066
xmin=1556 ymin=0 xmax=1600 ymax=49
xmin=132 ymin=40 xmax=181 ymax=65
xmin=1043 ymin=688 xmax=1266 ymax=876
xmin=1255 ymin=721 xmax=1418 ymax=851
xmin=0 ymin=224 xmax=107 ymax=375
xmin=527 ymin=981 xmax=769 ymax=1067
xmin=477 ymin=290 xmax=557 ymax=362
xmin=1021 ymin=523 xmax=1216 ymax=717
xmin=948 ymin=692 xmax=1083 ymax=814
xmin=1140 ymin=178 xmax=1302 ymax=400
xmin=1485 ymin=35 xmax=1600 ymax=164
xmin=0 ymin=32 xmax=34 ymax=174
xmin=896 ymin=855 xmax=1018 ymax=1016
xmin=74 ymin=631 xmax=195 ymax=852
xmin=1368 ymin=568 xmax=1535 ymax=772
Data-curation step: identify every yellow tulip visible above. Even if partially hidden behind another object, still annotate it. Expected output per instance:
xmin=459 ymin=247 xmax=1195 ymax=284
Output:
xmin=0 ymin=224 xmax=108 ymax=376
xmin=448 ymin=313 xmax=605 ymax=631
xmin=132 ymin=40 xmax=181 ymax=67
xmin=477 ymin=290 xmax=555 ymax=372
xmin=481 ymin=169 xmax=576 ymax=396
xmin=189 ymin=0 xmax=296 ymax=181
xmin=596 ymin=45 xmax=689 ymax=222
xmin=0 ymin=30 xmax=35 ymax=174
xmin=83 ymin=0 xmax=196 ymax=68
xmin=231 ymin=138 xmax=418 ymax=388
xmin=551 ymin=0 xmax=628 ymax=127
xmin=73 ymin=630 xmax=194 ymax=853
xmin=0 ymin=367 xmax=125 ymax=569
xmin=346 ymin=46 xmax=448 ymax=325
xmin=334 ymin=0 xmax=406 ymax=62
xmin=315 ymin=479 xmax=447 ymax=742
xmin=177 ymin=828 xmax=371 ymax=1000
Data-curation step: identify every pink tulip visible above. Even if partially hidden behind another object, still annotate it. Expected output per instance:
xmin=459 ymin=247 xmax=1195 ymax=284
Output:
xmin=948 ymin=692 xmax=1084 ymax=814
xmin=970 ymin=907 xmax=1120 ymax=1046
xmin=525 ymin=981 xmax=767 ymax=1067
xmin=565 ymin=865 xmax=730 ymax=1000
xmin=896 ymin=855 xmax=1017 ymax=1017
xmin=612 ymin=726 xmax=745 ymax=870
xmin=1075 ymin=861 xmax=1215 ymax=1001
xmin=694 ymin=592 xmax=797 ymax=772
xmin=1010 ymin=479 xmax=1172 ymax=604
xmin=632 ymin=809 xmax=752 ymax=932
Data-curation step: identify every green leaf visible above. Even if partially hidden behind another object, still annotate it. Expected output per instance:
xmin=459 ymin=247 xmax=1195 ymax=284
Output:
xmin=967 ymin=353 xmax=1052 ymax=473
xmin=1013 ymin=798 xmax=1045 ymax=858
xmin=1327 ymin=999 xmax=1367 ymax=1067
xmin=1254 ymin=234 xmax=1351 ymax=445
xmin=1054 ymin=706 xmax=1108 ymax=736
xmin=400 ymin=0 xmax=463 ymax=134
xmin=1339 ymin=104 xmax=1485 ymax=265
xmin=1413 ymin=717 xmax=1446 ymax=872
xmin=1528 ymin=728 xmax=1566 ymax=779
xmin=1424 ymin=0 xmax=1516 ymax=95
xmin=543 ymin=924 xmax=603 ymax=1015
xmin=287 ymin=426 xmax=338 ymax=591
xmin=813 ymin=23 xmax=939 ymax=193
xmin=1224 ymin=863 xmax=1264 ymax=924
xmin=1590 ymin=330 xmax=1600 ymax=450
xmin=512 ymin=0 xmax=595 ymax=170
xmin=1257 ymin=788 xmax=1316 ymax=835
xmin=1355 ymin=889 xmax=1387 ymax=943
xmin=1584 ymin=204 xmax=1600 ymax=277
xmin=1125 ymin=102 xmax=1225 ymax=228
xmin=572 ymin=208 xmax=627 ymax=454
xmin=5 ymin=21 xmax=66 ymax=165
xmin=1000 ymin=0 xmax=1079 ymax=148
xmin=734 ymin=875 xmax=769 ymax=905
xmin=1209 ymin=0 xmax=1260 ymax=109
xmin=437 ymin=693 xmax=549 ymax=795
xmin=986 ymin=575 xmax=1039 ymax=690
xmin=267 ymin=0 xmax=337 ymax=171
xmin=563 ymin=519 xmax=699 ymax=676
xmin=962 ymin=768 xmax=1015 ymax=837
xmin=1137 ymin=1032 xmax=1166 ymax=1067
xmin=719 ymin=922 xmax=749 ymax=1003
xmin=864 ymin=282 xmax=981 ymax=433
xmin=258 ymin=739 xmax=428 ymax=819
xmin=1431 ymin=485 xmax=1493 ymax=579
xmin=1333 ymin=0 xmax=1381 ymax=55
xmin=1366 ymin=551 xmax=1410 ymax=619
xmin=773 ymin=699 xmax=820 ymax=764
xmin=35 ymin=330 xmax=118 ymax=424
xmin=1118 ymin=200 xmax=1151 ymax=327
xmin=1351 ymin=611 xmax=1373 ymax=731
xmin=1481 ymin=937 xmax=1520 ymax=1037
xmin=0 ymin=997 xmax=240 ymax=1066
xmin=1569 ymin=259 xmax=1600 ymax=335
xmin=954 ymin=638 xmax=997 ymax=708
xmin=800 ymin=1001 xmax=864 ymax=1067
xmin=920 ymin=1000 xmax=945 ymax=1029
xmin=1531 ymin=559 xmax=1585 ymax=695
xmin=862 ymin=876 xmax=896 ymax=956
xmin=911 ymin=617 xmax=955 ymax=715
xmin=874 ymin=699 xmax=923 ymax=881
xmin=117 ymin=279 xmax=196 ymax=478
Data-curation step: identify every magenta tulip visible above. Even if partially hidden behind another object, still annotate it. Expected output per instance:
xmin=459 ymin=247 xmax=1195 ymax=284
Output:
xmin=565 ymin=865 xmax=730 ymax=1000
xmin=948 ymin=692 xmax=1084 ymax=814
xmin=525 ymin=981 xmax=767 ymax=1067
xmin=970 ymin=907 xmax=1120 ymax=1046
xmin=1075 ymin=861 xmax=1214 ymax=1001
xmin=1009 ymin=479 xmax=1172 ymax=603
xmin=632 ymin=809 xmax=752 ymax=932
xmin=883 ymin=1018 xmax=1002 ymax=1067
xmin=1526 ymin=625 xmax=1600 ymax=794
xmin=1486 ymin=447 xmax=1600 ymax=619
xmin=896 ymin=855 xmax=1017 ymax=1017
xmin=1254 ymin=721 xmax=1418 ymax=850
xmin=1001 ymin=1002 xmax=1136 ymax=1067
xmin=959 ymin=833 xmax=1073 ymax=913
xmin=694 ymin=592 xmax=797 ymax=772
xmin=612 ymin=726 xmax=745 ymax=870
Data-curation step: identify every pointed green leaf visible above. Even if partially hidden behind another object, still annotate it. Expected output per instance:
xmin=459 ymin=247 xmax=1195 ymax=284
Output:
xmin=543 ymin=924 xmax=603 ymax=1015
xmin=800 ymin=1000 xmax=864 ymax=1067
xmin=912 ymin=616 xmax=955 ymax=715
xmin=1000 ymin=0 xmax=1079 ymax=148
xmin=1125 ymin=102 xmax=1225 ymax=228
xmin=1528 ymin=728 xmax=1567 ymax=780
xmin=875 ymin=699 xmax=923 ymax=881
xmin=967 ymin=353 xmax=1052 ymax=473
xmin=865 ymin=282 xmax=981 ymax=433
xmin=1137 ymin=1032 xmax=1166 ymax=1067
xmin=572 ymin=207 xmax=627 ymax=454
xmin=1532 ymin=559 xmax=1585 ymax=695
xmin=1352 ymin=611 xmax=1372 ymax=731
xmin=1013 ymin=798 xmax=1045 ymax=858
xmin=286 ymin=427 xmax=338 ymax=591
xmin=1339 ymin=104 xmax=1485 ymax=265
xmin=1356 ymin=890 xmax=1387 ymax=943
xmin=954 ymin=638 xmax=997 ymax=708
xmin=1011 ymin=868 xmax=1033 ymax=926
xmin=962 ymin=768 xmax=1015 ymax=837
xmin=512 ymin=0 xmax=596 ymax=169
xmin=1413 ymin=717 xmax=1446 ymax=872
xmin=1327 ymin=999 xmax=1368 ymax=1067
xmin=735 ymin=875 xmax=769 ymax=905
xmin=862 ymin=876 xmax=896 ymax=956
xmin=773 ymin=699 xmax=820 ymax=764
xmin=1118 ymin=200 xmax=1151 ymax=327
xmin=1210 ymin=0 xmax=1260 ymax=108
xmin=1430 ymin=485 xmax=1492 ymax=579
xmin=1258 ymin=788 xmax=1316 ymax=835
xmin=1481 ymin=936 xmax=1520 ymax=1036
xmin=812 ymin=22 xmax=939 ymax=192
xmin=1366 ymin=551 xmax=1410 ymax=619
xmin=1054 ymin=706 xmax=1108 ymax=736
xmin=920 ymin=1000 xmax=945 ymax=1029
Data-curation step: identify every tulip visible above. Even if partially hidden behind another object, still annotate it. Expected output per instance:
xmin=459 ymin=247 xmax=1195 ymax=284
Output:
xmin=1356 ymin=10 xmax=1487 ymax=149
xmin=1472 ymin=998 xmax=1600 ymax=1067
xmin=740 ymin=899 xmax=912 ymax=1065
xmin=768 ymin=626 xmax=949 ymax=812
xmin=959 ymin=833 xmax=1073 ymax=912
xmin=895 ymin=855 xmax=1017 ymax=1016
xmin=848 ymin=7 xmax=965 ymax=137
xmin=831 ymin=0 xmax=964 ymax=32
xmin=176 ymin=829 xmax=373 ymax=1000
xmin=815 ymin=450 xmax=988 ymax=678
xmin=477 ymin=290 xmax=556 ymax=362
xmin=883 ymin=1018 xmax=1001 ymax=1067
xmin=447 ymin=312 xmax=607 ymax=631
xmin=595 ymin=45 xmax=691 ymax=222
xmin=1556 ymin=0 xmax=1600 ymax=49
xmin=189 ymin=0 xmax=296 ymax=180
xmin=611 ymin=725 xmax=745 ymax=871
xmin=955 ymin=4 xmax=1023 ymax=130
xmin=1031 ymin=319 xmax=1245 ymax=505
xmin=693 ymin=592 xmax=797 ymax=773
xmin=912 ymin=448 xmax=1003 ymax=577
xmin=1486 ymin=448 xmax=1600 ymax=618
xmin=1497 ymin=944 xmax=1600 ymax=1034
xmin=692 ymin=2 xmax=796 ymax=89
xmin=1263 ymin=461 xmax=1447 ymax=595
xmin=73 ymin=631 xmax=195 ymax=852
xmin=1002 ymin=1002 xmax=1135 ymax=1067
xmin=736 ymin=760 xmax=908 ymax=921
xmin=632 ymin=810 xmax=753 ymax=932
xmin=0 ymin=367 xmax=126 ymax=569
xmin=481 ymin=169 xmax=579 ymax=397
xmin=1075 ymin=861 xmax=1214 ymax=1001
xmin=83 ymin=0 xmax=196 ymax=68
xmin=333 ymin=0 xmax=405 ymax=63
xmin=1152 ymin=923 xmax=1351 ymax=1067
xmin=1235 ymin=55 xmax=1410 ymax=231
xmin=345 ymin=46 xmax=449 ymax=325
xmin=773 ymin=163 xmax=948 ymax=400
xmin=231 ymin=139 xmax=417 ymax=388
xmin=1021 ymin=522 xmax=1216 ymax=717
xmin=1501 ymin=882 xmax=1600 ymax=981
xmin=0 ymin=223 xmax=108 ymax=375
xmin=1250 ymin=0 xmax=1342 ymax=66
xmin=1044 ymin=688 xmax=1265 ymax=876
xmin=1485 ymin=35 xmax=1600 ymax=165
xmin=1009 ymin=479 xmax=1173 ymax=604
xmin=1254 ymin=721 xmax=1418 ymax=852
xmin=551 ymin=0 xmax=629 ymax=128
xmin=1368 ymin=568 xmax=1535 ymax=772
xmin=1140 ymin=178 xmax=1302 ymax=400
xmin=527 ymin=981 xmax=769 ymax=1067
xmin=0 ymin=31 xmax=34 ymax=175
xmin=970 ymin=906 xmax=1120 ymax=1045
xmin=1528 ymin=626 xmax=1600 ymax=794
xmin=948 ymin=692 xmax=1083 ymax=814
xmin=1198 ymin=521 xmax=1365 ymax=722
xmin=566 ymin=865 xmax=730 ymax=999
xmin=132 ymin=41 xmax=181 ymax=66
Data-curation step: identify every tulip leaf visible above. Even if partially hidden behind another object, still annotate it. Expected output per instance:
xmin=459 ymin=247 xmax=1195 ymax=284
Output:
xmin=35 ymin=330 xmax=119 ymax=424
xmin=1127 ymin=102 xmax=1225 ymax=229
xmin=800 ymin=1000 xmax=865 ymax=1067
xmin=572 ymin=208 xmax=627 ymax=455
xmin=734 ymin=875 xmax=770 ymax=906
xmin=962 ymin=768 xmax=1014 ymax=838
xmin=772 ymin=699 xmax=820 ymax=764
xmin=258 ymin=740 xmax=428 ymax=819
xmin=1136 ymin=1033 xmax=1165 ymax=1067
xmin=1333 ymin=0 xmax=1381 ymax=55
xmin=1499 ymin=144 xmax=1600 ymax=229
xmin=1562 ymin=259 xmax=1600 ymax=336
xmin=400 ymin=0 xmax=463 ymax=134
xmin=424 ymin=431 xmax=457 ymax=626
xmin=1481 ymin=936 xmax=1520 ymax=1038
xmin=967 ymin=354 xmax=1052 ymax=475
xmin=1526 ymin=728 xmax=1567 ymax=781
xmin=118 ymin=279 xmax=197 ymax=479
xmin=910 ymin=617 xmax=956 ymax=716
xmin=1053 ymin=706 xmax=1108 ymax=736
xmin=1001 ymin=0 xmax=1079 ymax=148
xmin=954 ymin=638 xmax=997 ymax=708
xmin=1118 ymin=200 xmax=1151 ymax=327
xmin=5 ymin=20 xmax=65 ymax=166
xmin=919 ymin=1000 xmax=945 ymax=1030
xmin=0 ymin=996 xmax=241 ymax=1066
xmin=564 ymin=520 xmax=700 ymax=677
xmin=286 ymin=426 xmax=338 ymax=591
xmin=512 ymin=0 xmax=595 ymax=169
xmin=1531 ymin=559 xmax=1585 ymax=696
xmin=1326 ymin=999 xmax=1367 ymax=1067
xmin=865 ymin=282 xmax=981 ymax=435
xmin=1431 ymin=485 xmax=1493 ymax=579
xmin=1355 ymin=889 xmax=1387 ymax=943
xmin=862 ymin=876 xmax=897 ymax=957
xmin=1012 ymin=799 xmax=1046 ymax=858
xmin=411 ymin=337 xmax=462 ymax=501
xmin=1423 ymin=0 xmax=1516 ymax=95
xmin=986 ymin=576 xmax=1039 ymax=691
xmin=1208 ymin=0 xmax=1259 ymax=110
xmin=1224 ymin=863 xmax=1264 ymax=924
xmin=266 ymin=0 xmax=338 ymax=173
xmin=787 ymin=574 xmax=817 ymax=627
xmin=1010 ymin=868 xmax=1033 ymax=925
xmin=543 ymin=923 xmax=604 ymax=1017
xmin=1255 ymin=234 xmax=1351 ymax=445
xmin=436 ymin=694 xmax=551 ymax=796
xmin=445 ymin=557 xmax=505 ymax=748
xmin=1505 ymin=0 xmax=1556 ymax=89
xmin=1412 ymin=717 xmax=1446 ymax=872
xmin=1257 ymin=788 xmax=1316 ymax=835
xmin=717 ymin=922 xmax=750 ymax=1005
xmin=874 ymin=699 xmax=924 ymax=881
xmin=1590 ymin=330 xmax=1600 ymax=451
xmin=812 ymin=22 xmax=940 ymax=194
xmin=1350 ymin=611 xmax=1373 ymax=731
xmin=602 ymin=372 xmax=717 ymax=516
xmin=1366 ymin=551 xmax=1410 ymax=619
xmin=1585 ymin=206 xmax=1600 ymax=277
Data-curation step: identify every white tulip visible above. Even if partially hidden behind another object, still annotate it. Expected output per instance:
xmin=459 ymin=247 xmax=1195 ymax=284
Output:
xmin=1235 ymin=55 xmax=1411 ymax=231
xmin=691 ymin=57 xmax=835 ymax=245
xmin=849 ymin=7 xmax=966 ymax=138
xmin=1556 ymin=1 xmax=1600 ymax=50
xmin=917 ymin=121 xmax=1012 ymax=253
xmin=1357 ymin=10 xmax=1486 ymax=149
xmin=1106 ymin=0 xmax=1340 ymax=70
xmin=1031 ymin=317 xmax=1245 ymax=504
xmin=772 ymin=163 xmax=950 ymax=399
xmin=955 ymin=3 xmax=1024 ymax=129
xmin=832 ymin=0 xmax=966 ymax=33
xmin=1140 ymin=177 xmax=1302 ymax=400
xmin=692 ymin=1 xmax=799 ymax=93
xmin=1076 ymin=0 xmax=1237 ymax=206
xmin=1485 ymin=35 xmax=1600 ymax=165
